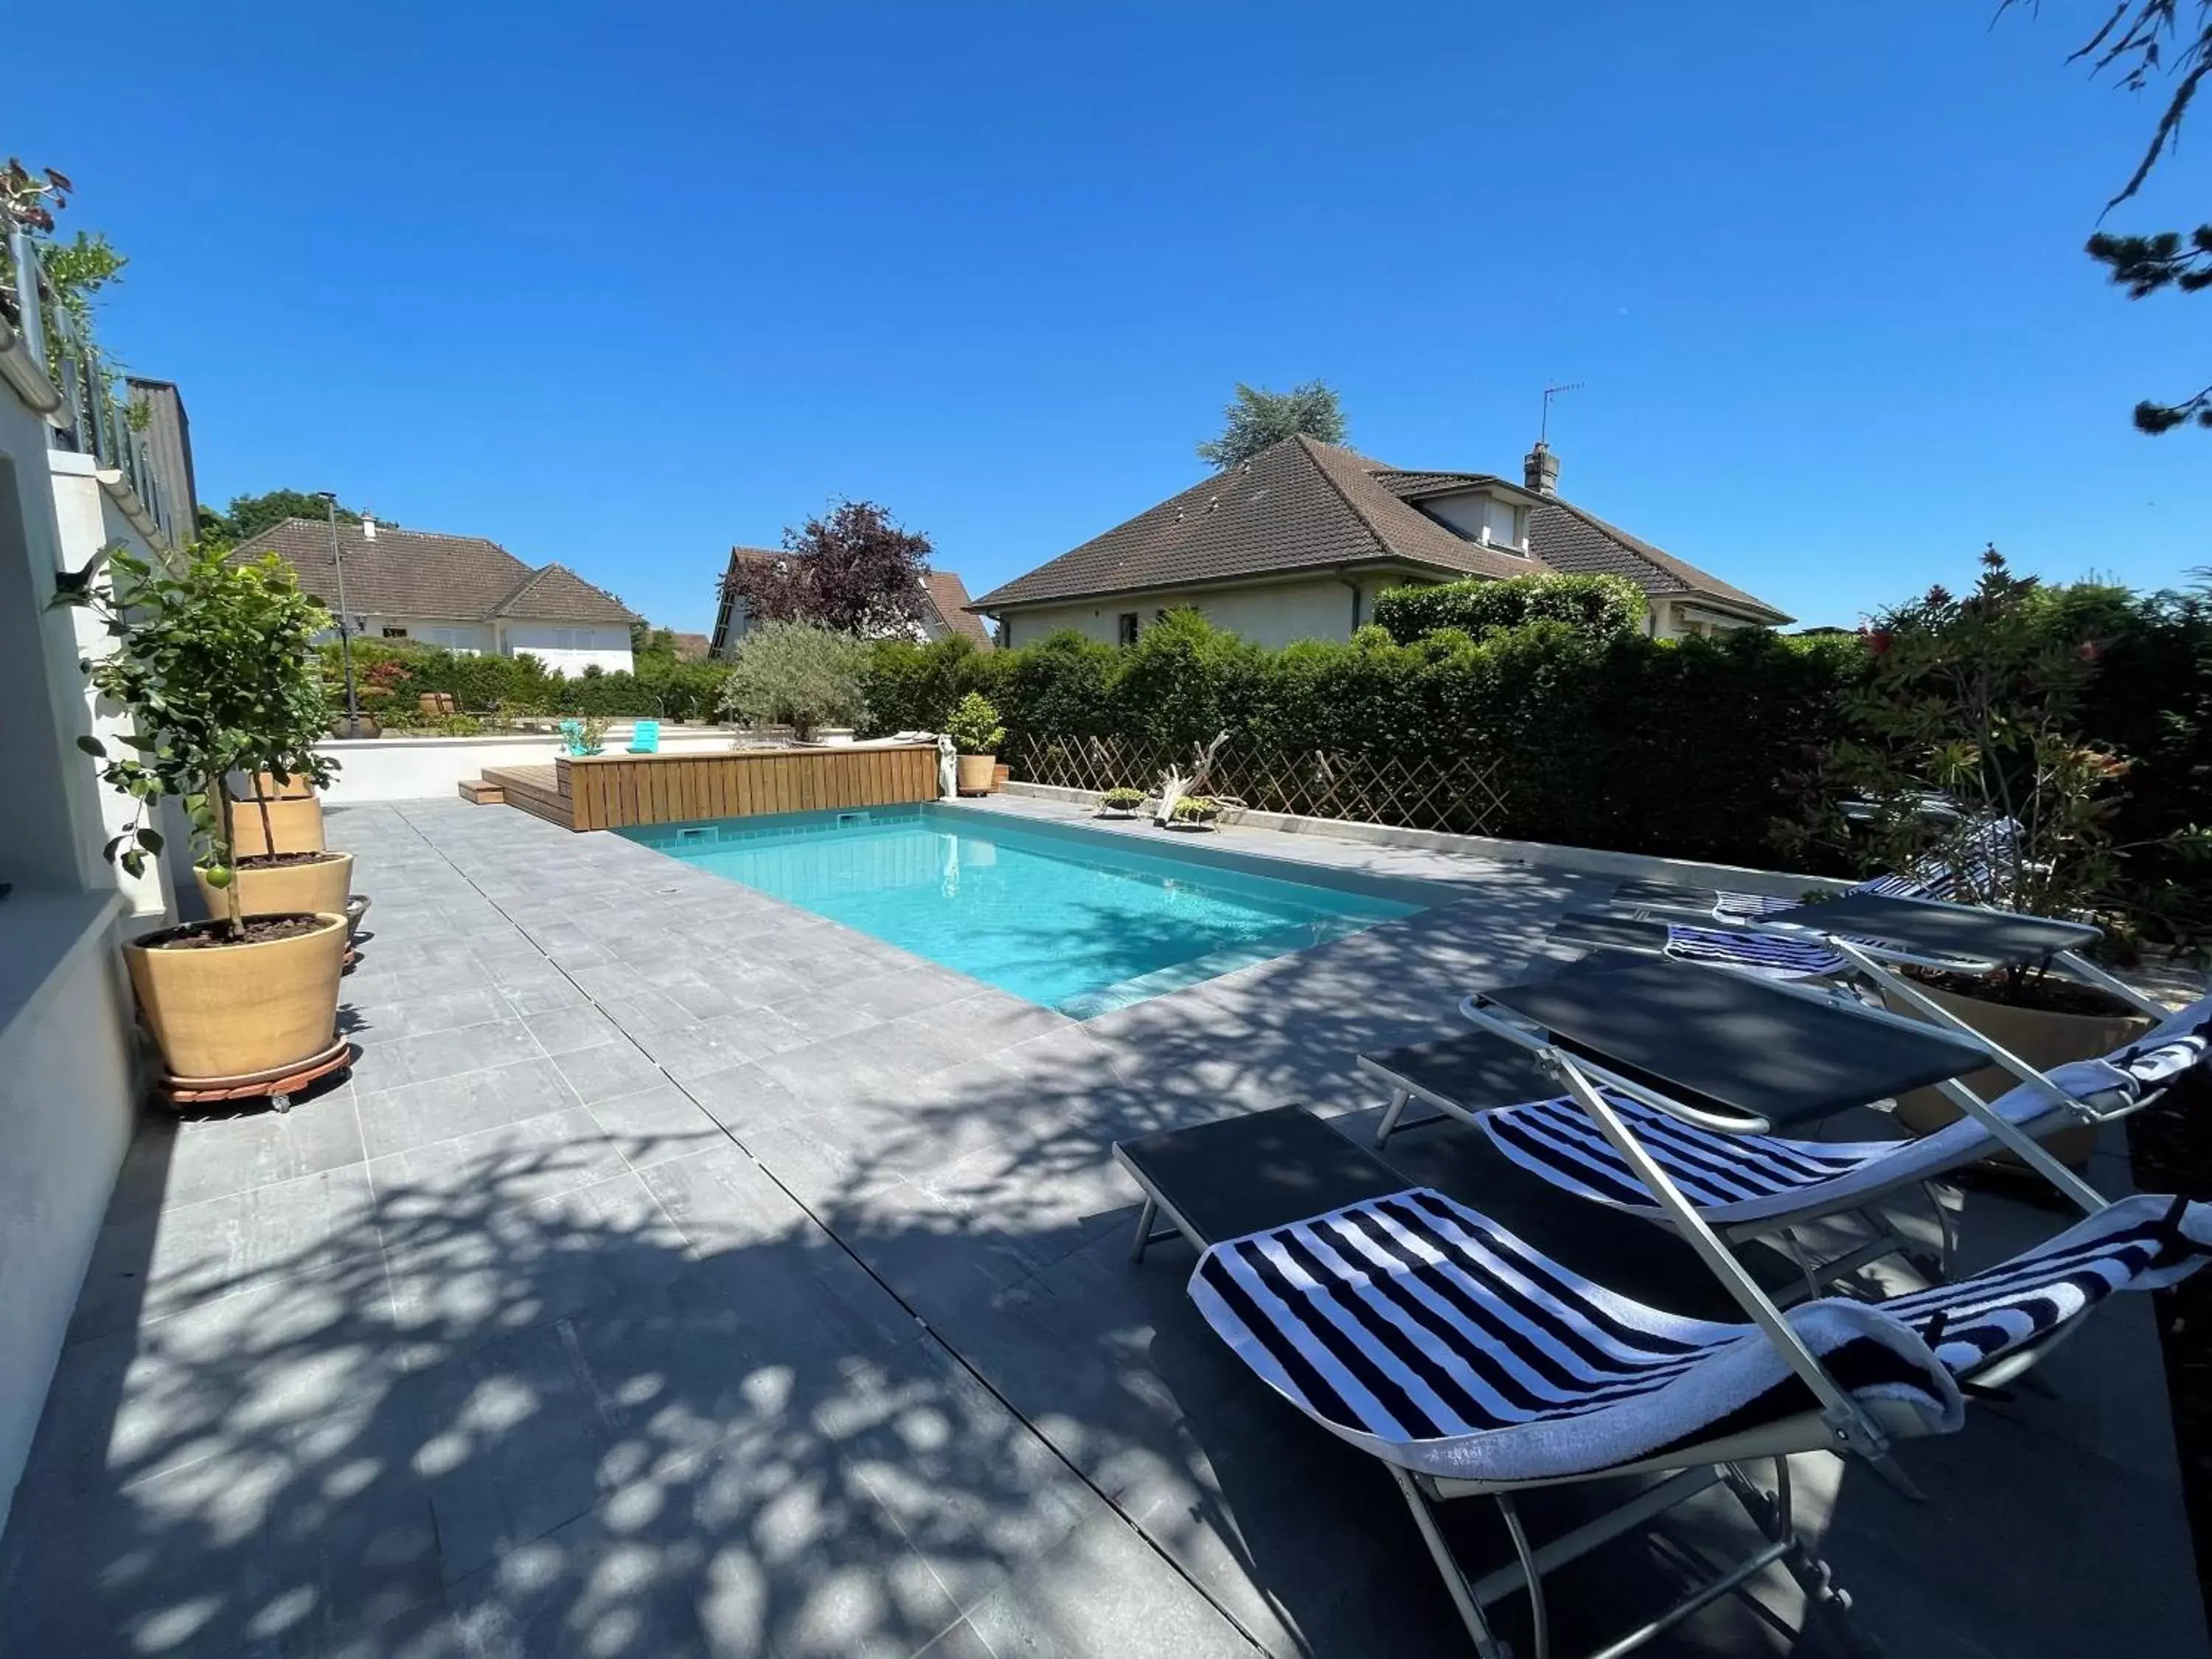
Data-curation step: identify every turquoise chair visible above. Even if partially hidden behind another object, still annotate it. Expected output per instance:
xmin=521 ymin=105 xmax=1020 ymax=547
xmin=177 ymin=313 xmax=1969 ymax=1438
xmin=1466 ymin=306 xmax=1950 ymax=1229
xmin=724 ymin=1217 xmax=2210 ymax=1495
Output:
xmin=627 ymin=719 xmax=661 ymax=755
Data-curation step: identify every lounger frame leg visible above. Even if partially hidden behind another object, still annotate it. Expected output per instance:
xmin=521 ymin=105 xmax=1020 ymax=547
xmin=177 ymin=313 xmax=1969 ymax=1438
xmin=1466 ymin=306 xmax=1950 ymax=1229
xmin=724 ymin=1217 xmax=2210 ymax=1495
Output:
xmin=1541 ymin=1051 xmax=1896 ymax=1467
xmin=1388 ymin=1465 xmax=1512 ymax=1658
xmin=1827 ymin=939 xmax=2111 ymax=1216
xmin=1129 ymin=1197 xmax=1158 ymax=1262
xmin=1374 ymin=1088 xmax=1413 ymax=1148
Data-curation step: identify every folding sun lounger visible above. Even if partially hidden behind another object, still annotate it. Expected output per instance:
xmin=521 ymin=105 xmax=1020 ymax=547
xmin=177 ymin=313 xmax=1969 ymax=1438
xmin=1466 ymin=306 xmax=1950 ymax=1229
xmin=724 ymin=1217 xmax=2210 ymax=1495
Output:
xmin=1362 ymin=990 xmax=2212 ymax=1297
xmin=1607 ymin=815 xmax=2020 ymax=928
xmin=1114 ymin=1101 xmax=2212 ymax=1659
xmin=626 ymin=718 xmax=661 ymax=754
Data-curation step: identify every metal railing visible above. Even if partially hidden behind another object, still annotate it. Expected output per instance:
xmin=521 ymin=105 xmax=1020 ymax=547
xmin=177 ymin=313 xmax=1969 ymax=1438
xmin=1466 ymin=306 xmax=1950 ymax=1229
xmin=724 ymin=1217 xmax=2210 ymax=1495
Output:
xmin=1014 ymin=732 xmax=1513 ymax=838
xmin=2 ymin=223 xmax=175 ymax=544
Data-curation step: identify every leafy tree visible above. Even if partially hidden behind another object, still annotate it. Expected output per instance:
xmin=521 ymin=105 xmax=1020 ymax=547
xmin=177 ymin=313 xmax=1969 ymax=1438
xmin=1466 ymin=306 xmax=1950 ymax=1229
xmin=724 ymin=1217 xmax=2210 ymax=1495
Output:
xmin=1195 ymin=381 xmax=1348 ymax=470
xmin=716 ymin=621 xmax=870 ymax=740
xmin=630 ymin=623 xmax=679 ymax=659
xmin=720 ymin=500 xmax=930 ymax=636
xmin=199 ymin=490 xmax=365 ymax=547
xmin=1780 ymin=547 xmax=2211 ymax=981
xmin=2011 ymin=1 xmax=2212 ymax=431
xmin=55 ymin=545 xmax=336 ymax=935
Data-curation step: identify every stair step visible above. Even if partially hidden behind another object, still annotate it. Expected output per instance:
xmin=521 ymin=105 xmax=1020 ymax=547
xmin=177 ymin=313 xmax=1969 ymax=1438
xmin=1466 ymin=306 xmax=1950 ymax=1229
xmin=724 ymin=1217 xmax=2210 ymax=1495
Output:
xmin=459 ymin=778 xmax=504 ymax=804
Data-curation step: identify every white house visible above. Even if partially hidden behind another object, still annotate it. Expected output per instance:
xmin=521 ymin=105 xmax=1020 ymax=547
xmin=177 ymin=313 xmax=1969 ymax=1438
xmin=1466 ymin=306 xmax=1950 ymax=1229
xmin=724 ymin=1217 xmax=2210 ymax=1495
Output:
xmin=231 ymin=516 xmax=639 ymax=675
xmin=970 ymin=436 xmax=1791 ymax=648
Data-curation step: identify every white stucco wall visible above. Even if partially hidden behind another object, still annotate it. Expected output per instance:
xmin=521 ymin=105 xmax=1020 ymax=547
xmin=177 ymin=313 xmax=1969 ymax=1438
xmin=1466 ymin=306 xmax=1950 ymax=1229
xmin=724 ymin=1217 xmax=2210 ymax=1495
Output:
xmin=356 ymin=616 xmax=497 ymax=655
xmin=998 ymin=576 xmax=1411 ymax=651
xmin=0 ymin=352 xmax=158 ymax=1530
xmin=48 ymin=451 xmax=177 ymax=919
xmin=0 ymin=895 xmax=135 ymax=1535
xmin=495 ymin=623 xmax=633 ymax=677
xmin=1419 ymin=488 xmax=1534 ymax=556
xmin=321 ymin=726 xmax=736 ymax=802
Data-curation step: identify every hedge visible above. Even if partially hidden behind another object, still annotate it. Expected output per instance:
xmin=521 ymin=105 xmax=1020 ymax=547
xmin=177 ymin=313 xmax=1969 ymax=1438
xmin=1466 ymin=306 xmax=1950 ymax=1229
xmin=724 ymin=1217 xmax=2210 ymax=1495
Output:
xmin=1372 ymin=572 xmax=1646 ymax=644
xmin=321 ymin=641 xmax=730 ymax=724
xmin=854 ymin=574 xmax=2212 ymax=896
xmin=856 ymin=610 xmax=1867 ymax=867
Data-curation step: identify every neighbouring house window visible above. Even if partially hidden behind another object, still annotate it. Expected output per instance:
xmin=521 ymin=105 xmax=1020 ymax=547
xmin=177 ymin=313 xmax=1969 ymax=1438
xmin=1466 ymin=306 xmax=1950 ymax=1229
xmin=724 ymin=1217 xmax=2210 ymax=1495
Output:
xmin=381 ymin=626 xmax=408 ymax=638
xmin=552 ymin=628 xmax=591 ymax=650
xmin=417 ymin=627 xmax=475 ymax=650
xmin=1117 ymin=613 xmax=1139 ymax=646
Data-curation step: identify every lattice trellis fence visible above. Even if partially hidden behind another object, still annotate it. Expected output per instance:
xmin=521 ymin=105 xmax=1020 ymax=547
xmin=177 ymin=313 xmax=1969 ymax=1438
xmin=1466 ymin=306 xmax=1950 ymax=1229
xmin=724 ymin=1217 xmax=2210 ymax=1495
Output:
xmin=1013 ymin=734 xmax=1511 ymax=839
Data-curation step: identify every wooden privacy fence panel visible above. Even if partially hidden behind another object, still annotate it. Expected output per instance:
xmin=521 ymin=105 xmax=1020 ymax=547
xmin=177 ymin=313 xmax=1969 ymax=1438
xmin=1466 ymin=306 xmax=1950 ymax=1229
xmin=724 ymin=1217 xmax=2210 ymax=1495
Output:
xmin=549 ymin=743 xmax=939 ymax=831
xmin=1013 ymin=734 xmax=1511 ymax=839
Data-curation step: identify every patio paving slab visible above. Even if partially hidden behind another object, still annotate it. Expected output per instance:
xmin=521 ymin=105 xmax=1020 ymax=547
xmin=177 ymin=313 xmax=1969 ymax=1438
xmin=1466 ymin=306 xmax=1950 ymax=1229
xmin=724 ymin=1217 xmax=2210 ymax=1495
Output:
xmin=0 ymin=793 xmax=2202 ymax=1658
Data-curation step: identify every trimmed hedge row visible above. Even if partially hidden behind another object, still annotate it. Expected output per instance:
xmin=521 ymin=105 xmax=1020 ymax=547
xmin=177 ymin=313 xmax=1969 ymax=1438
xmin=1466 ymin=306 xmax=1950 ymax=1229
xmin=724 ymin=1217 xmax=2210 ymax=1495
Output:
xmin=1372 ymin=572 xmax=1646 ymax=644
xmin=860 ymin=574 xmax=2212 ymax=888
xmin=860 ymin=611 xmax=1870 ymax=867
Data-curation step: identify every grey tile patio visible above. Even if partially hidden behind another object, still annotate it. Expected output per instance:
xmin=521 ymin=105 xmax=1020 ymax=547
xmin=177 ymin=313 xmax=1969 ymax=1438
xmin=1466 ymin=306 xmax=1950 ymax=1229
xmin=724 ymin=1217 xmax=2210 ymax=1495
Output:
xmin=2 ymin=792 xmax=2202 ymax=1659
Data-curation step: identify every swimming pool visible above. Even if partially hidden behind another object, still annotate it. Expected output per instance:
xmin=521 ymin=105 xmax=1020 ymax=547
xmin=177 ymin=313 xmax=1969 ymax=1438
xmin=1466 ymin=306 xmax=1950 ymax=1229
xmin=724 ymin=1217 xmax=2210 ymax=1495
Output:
xmin=621 ymin=804 xmax=1431 ymax=1017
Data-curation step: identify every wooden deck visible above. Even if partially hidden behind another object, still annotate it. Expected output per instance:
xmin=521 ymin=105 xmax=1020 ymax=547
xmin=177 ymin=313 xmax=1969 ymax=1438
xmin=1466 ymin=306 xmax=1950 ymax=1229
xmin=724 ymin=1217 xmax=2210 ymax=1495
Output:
xmin=481 ymin=742 xmax=939 ymax=832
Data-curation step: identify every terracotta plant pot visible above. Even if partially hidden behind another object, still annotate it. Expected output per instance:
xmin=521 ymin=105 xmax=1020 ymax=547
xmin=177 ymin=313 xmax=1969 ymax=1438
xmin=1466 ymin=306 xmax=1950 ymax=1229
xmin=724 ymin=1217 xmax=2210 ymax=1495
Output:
xmin=194 ymin=850 xmax=354 ymax=923
xmin=228 ymin=773 xmax=326 ymax=858
xmin=956 ymin=754 xmax=996 ymax=796
xmin=991 ymin=763 xmax=1012 ymax=792
xmin=124 ymin=913 xmax=349 ymax=1080
xmin=1882 ymin=975 xmax=2152 ymax=1166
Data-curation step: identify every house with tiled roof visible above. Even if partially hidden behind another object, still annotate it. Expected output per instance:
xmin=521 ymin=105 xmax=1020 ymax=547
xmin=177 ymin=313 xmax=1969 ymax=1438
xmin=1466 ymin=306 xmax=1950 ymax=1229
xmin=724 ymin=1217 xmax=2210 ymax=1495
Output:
xmin=708 ymin=547 xmax=998 ymax=656
xmin=231 ymin=515 xmax=641 ymax=676
xmin=968 ymin=437 xmax=1789 ymax=649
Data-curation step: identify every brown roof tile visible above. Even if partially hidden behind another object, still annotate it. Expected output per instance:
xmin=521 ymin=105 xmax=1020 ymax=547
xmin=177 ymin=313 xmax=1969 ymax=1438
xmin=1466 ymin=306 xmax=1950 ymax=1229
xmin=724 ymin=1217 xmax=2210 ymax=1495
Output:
xmin=232 ymin=519 xmax=638 ymax=626
xmin=920 ymin=570 xmax=995 ymax=649
xmin=491 ymin=563 xmax=639 ymax=624
xmin=973 ymin=438 xmax=1788 ymax=623
xmin=970 ymin=437 xmax=1523 ymax=611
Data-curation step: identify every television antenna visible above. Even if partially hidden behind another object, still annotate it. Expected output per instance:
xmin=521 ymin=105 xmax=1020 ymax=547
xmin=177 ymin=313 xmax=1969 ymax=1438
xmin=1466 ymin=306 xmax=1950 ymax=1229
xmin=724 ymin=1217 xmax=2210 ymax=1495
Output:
xmin=1539 ymin=381 xmax=1583 ymax=445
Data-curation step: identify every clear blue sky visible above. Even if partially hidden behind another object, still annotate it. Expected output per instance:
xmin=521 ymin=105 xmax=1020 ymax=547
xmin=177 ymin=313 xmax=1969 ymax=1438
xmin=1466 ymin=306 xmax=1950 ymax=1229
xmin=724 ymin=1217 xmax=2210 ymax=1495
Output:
xmin=17 ymin=2 xmax=2209 ymax=632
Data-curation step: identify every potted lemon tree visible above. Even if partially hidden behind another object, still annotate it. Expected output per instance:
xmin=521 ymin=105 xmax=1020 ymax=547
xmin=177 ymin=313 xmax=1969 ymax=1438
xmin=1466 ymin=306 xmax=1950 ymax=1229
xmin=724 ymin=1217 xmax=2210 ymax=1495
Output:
xmin=61 ymin=544 xmax=352 ymax=1084
xmin=945 ymin=692 xmax=1004 ymax=796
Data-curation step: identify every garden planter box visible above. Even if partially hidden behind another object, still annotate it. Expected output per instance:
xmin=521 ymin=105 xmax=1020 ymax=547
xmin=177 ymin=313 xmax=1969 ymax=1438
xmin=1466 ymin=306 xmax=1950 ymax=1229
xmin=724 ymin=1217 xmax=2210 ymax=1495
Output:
xmin=1882 ymin=976 xmax=2152 ymax=1166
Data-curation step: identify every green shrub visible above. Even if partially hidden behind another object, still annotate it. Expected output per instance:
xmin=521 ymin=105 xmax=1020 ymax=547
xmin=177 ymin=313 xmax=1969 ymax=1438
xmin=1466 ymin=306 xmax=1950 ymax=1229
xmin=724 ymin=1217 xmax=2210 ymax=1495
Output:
xmin=859 ymin=634 xmax=1004 ymax=734
xmin=717 ymin=622 xmax=869 ymax=740
xmin=945 ymin=692 xmax=1006 ymax=755
xmin=1372 ymin=572 xmax=1645 ymax=645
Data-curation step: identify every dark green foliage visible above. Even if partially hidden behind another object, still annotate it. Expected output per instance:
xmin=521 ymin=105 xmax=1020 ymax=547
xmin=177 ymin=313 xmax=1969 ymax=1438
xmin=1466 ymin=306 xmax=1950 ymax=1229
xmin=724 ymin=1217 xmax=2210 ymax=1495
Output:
xmin=858 ymin=635 xmax=1006 ymax=735
xmin=325 ymin=640 xmax=729 ymax=723
xmin=200 ymin=490 xmax=364 ymax=549
xmin=850 ymin=574 xmax=2209 ymax=902
xmin=1372 ymin=574 xmax=1647 ymax=645
xmin=1195 ymin=382 xmax=1347 ymax=470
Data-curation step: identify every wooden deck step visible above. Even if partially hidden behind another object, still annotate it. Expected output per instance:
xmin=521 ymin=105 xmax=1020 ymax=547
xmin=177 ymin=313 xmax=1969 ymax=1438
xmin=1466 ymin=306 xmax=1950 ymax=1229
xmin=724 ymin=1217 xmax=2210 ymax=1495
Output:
xmin=458 ymin=778 xmax=505 ymax=804
xmin=481 ymin=764 xmax=576 ymax=830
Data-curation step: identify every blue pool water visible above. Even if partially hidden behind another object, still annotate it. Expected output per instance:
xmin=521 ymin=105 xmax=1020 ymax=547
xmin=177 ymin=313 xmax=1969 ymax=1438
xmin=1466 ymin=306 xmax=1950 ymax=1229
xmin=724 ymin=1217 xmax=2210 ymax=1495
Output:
xmin=622 ymin=805 xmax=1427 ymax=1016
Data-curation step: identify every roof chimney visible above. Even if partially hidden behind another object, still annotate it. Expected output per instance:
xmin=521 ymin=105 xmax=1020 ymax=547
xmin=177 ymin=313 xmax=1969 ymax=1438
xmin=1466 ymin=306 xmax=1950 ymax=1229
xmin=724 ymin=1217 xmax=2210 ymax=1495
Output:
xmin=361 ymin=512 xmax=378 ymax=540
xmin=1523 ymin=442 xmax=1559 ymax=497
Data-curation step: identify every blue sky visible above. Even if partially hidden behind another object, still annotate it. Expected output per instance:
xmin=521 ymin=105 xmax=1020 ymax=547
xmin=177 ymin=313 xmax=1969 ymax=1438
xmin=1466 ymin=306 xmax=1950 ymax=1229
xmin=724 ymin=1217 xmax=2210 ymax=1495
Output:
xmin=17 ymin=1 xmax=2209 ymax=632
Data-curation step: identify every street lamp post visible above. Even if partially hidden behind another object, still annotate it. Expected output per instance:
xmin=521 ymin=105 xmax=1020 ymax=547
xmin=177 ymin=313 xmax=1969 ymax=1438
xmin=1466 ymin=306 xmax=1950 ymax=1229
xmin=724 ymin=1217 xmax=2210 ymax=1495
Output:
xmin=318 ymin=492 xmax=364 ymax=736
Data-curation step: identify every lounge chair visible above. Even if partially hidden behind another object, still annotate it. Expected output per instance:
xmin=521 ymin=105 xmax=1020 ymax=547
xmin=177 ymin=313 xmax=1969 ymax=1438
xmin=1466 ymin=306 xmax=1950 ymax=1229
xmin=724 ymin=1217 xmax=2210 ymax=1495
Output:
xmin=1453 ymin=992 xmax=2210 ymax=1293
xmin=1608 ymin=816 xmax=2020 ymax=927
xmin=627 ymin=718 xmax=661 ymax=754
xmin=1116 ymin=1103 xmax=2211 ymax=1658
